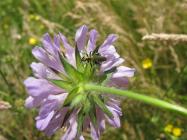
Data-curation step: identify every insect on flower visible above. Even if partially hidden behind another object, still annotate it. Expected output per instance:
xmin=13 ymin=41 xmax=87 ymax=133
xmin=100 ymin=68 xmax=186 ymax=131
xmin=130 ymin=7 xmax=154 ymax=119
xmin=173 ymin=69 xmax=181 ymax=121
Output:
xmin=81 ymin=51 xmax=107 ymax=66
xmin=24 ymin=25 xmax=135 ymax=140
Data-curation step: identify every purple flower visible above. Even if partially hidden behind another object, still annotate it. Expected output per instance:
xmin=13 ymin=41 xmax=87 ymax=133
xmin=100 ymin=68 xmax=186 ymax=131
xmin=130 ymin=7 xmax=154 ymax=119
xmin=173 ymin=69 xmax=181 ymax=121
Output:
xmin=24 ymin=25 xmax=135 ymax=140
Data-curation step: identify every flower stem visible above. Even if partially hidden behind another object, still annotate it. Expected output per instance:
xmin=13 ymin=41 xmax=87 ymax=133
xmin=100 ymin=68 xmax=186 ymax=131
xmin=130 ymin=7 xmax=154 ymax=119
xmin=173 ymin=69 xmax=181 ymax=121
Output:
xmin=84 ymin=84 xmax=187 ymax=116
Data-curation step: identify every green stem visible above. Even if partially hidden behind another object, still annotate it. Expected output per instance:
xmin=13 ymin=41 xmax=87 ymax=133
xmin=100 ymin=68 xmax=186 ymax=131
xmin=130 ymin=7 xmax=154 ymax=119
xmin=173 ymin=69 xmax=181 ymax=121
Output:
xmin=84 ymin=83 xmax=187 ymax=116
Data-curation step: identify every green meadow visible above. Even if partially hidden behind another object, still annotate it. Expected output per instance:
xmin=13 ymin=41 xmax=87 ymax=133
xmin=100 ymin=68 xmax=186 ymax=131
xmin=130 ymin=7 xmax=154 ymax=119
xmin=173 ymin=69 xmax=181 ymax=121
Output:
xmin=0 ymin=0 xmax=187 ymax=139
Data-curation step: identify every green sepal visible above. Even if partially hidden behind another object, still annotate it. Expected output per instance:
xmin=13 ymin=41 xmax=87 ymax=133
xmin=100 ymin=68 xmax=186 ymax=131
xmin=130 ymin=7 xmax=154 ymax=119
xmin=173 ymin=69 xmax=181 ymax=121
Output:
xmin=101 ymin=73 xmax=113 ymax=86
xmin=77 ymin=110 xmax=85 ymax=135
xmin=71 ymin=94 xmax=84 ymax=107
xmin=83 ymin=63 xmax=94 ymax=81
xmin=63 ymin=88 xmax=79 ymax=106
xmin=50 ymin=79 xmax=72 ymax=91
xmin=93 ymin=95 xmax=113 ymax=118
xmin=61 ymin=108 xmax=73 ymax=127
xmin=75 ymin=45 xmax=84 ymax=72
xmin=82 ymin=96 xmax=91 ymax=113
xmin=89 ymin=97 xmax=97 ymax=127
xmin=60 ymin=54 xmax=83 ymax=82
xmin=100 ymin=67 xmax=116 ymax=85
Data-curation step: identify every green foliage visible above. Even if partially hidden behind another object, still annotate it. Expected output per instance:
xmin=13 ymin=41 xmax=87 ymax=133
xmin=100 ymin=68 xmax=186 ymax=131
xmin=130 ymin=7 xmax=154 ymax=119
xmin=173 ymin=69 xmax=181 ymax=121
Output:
xmin=0 ymin=0 xmax=187 ymax=140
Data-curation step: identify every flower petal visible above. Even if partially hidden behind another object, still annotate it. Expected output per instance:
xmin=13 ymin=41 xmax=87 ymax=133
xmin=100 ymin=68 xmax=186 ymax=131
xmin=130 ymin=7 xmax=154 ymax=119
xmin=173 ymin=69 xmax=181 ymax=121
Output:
xmin=44 ymin=108 xmax=68 ymax=136
xmin=90 ymin=123 xmax=99 ymax=140
xmin=59 ymin=33 xmax=76 ymax=66
xmin=106 ymin=106 xmax=121 ymax=128
xmin=99 ymin=34 xmax=118 ymax=51
xmin=75 ymin=25 xmax=88 ymax=51
xmin=25 ymin=96 xmax=44 ymax=108
xmin=87 ymin=29 xmax=98 ymax=53
xmin=42 ymin=33 xmax=56 ymax=54
xmin=112 ymin=66 xmax=135 ymax=78
xmin=36 ymin=110 xmax=55 ymax=131
xmin=24 ymin=77 xmax=63 ymax=97
xmin=101 ymin=58 xmax=124 ymax=71
xmin=108 ymin=77 xmax=129 ymax=88
xmin=32 ymin=47 xmax=64 ymax=72
xmin=61 ymin=116 xmax=78 ymax=140
xmin=30 ymin=62 xmax=47 ymax=78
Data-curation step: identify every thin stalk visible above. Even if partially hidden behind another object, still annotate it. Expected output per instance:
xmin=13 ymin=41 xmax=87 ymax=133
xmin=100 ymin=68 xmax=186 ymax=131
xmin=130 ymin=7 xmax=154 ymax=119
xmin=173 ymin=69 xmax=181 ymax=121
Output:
xmin=0 ymin=69 xmax=14 ymax=93
xmin=84 ymin=83 xmax=187 ymax=116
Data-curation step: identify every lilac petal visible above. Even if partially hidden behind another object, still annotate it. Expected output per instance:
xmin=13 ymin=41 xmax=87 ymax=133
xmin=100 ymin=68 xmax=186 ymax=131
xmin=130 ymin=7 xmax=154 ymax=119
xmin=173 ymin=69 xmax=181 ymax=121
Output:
xmin=59 ymin=33 xmax=73 ymax=50
xmin=53 ymin=34 xmax=61 ymax=49
xmin=107 ymin=100 xmax=122 ymax=116
xmin=25 ymin=96 xmax=44 ymax=108
xmin=99 ymin=34 xmax=118 ymax=51
xmin=38 ymin=94 xmax=68 ymax=117
xmin=89 ymin=108 xmax=105 ymax=140
xmin=32 ymin=47 xmax=49 ymax=64
xmin=30 ymin=62 xmax=47 ymax=78
xmin=24 ymin=77 xmax=63 ymax=97
xmin=42 ymin=33 xmax=53 ymax=52
xmin=47 ymin=93 xmax=68 ymax=104
xmin=112 ymin=66 xmax=135 ymax=78
xmin=75 ymin=25 xmax=88 ymax=51
xmin=39 ymin=93 xmax=68 ymax=117
xmin=61 ymin=117 xmax=78 ymax=140
xmin=59 ymin=33 xmax=76 ymax=66
xmin=90 ymin=123 xmax=99 ymax=140
xmin=39 ymin=100 xmax=58 ymax=117
xmin=44 ymin=108 xmax=68 ymax=136
xmin=106 ymin=106 xmax=121 ymax=128
xmin=96 ymin=108 xmax=106 ymax=133
xmin=79 ymin=136 xmax=85 ymax=140
xmin=99 ymin=45 xmax=117 ymax=56
xmin=83 ymin=116 xmax=90 ymax=131
xmin=36 ymin=110 xmax=55 ymax=131
xmin=108 ymin=77 xmax=129 ymax=88
xmin=87 ymin=29 xmax=98 ymax=53
xmin=32 ymin=47 xmax=64 ymax=72
xmin=25 ymin=96 xmax=35 ymax=108
xmin=101 ymin=58 xmax=124 ymax=71
xmin=42 ymin=33 xmax=59 ymax=55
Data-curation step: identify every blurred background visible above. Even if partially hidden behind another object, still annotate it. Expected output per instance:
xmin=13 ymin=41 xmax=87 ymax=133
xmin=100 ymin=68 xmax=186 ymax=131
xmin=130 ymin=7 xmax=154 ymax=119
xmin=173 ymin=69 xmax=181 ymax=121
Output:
xmin=0 ymin=0 xmax=187 ymax=139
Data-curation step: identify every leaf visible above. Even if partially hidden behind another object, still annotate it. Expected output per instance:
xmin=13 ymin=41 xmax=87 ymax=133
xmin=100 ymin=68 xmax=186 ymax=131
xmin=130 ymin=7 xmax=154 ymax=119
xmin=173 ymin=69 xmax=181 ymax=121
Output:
xmin=50 ymin=79 xmax=72 ymax=91
xmin=93 ymin=95 xmax=113 ymax=117
xmin=60 ymin=54 xmax=83 ymax=82
xmin=75 ymin=45 xmax=84 ymax=72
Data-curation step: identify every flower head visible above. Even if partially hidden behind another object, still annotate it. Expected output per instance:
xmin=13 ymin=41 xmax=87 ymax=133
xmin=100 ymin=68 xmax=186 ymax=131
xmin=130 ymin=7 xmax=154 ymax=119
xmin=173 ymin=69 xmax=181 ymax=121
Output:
xmin=172 ymin=127 xmax=182 ymax=137
xmin=29 ymin=14 xmax=40 ymax=21
xmin=164 ymin=124 xmax=173 ymax=133
xmin=142 ymin=58 xmax=153 ymax=69
xmin=24 ymin=25 xmax=135 ymax=140
xmin=29 ymin=37 xmax=37 ymax=46
xmin=164 ymin=124 xmax=183 ymax=137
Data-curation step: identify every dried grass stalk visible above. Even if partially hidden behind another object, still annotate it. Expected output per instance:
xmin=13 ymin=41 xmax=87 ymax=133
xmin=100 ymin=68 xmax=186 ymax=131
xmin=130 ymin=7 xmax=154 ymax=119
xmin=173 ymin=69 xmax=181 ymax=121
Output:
xmin=142 ymin=33 xmax=187 ymax=43
xmin=0 ymin=100 xmax=11 ymax=110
